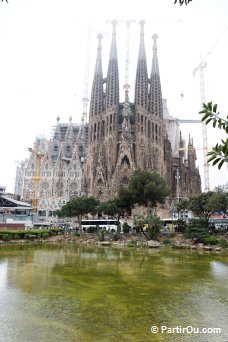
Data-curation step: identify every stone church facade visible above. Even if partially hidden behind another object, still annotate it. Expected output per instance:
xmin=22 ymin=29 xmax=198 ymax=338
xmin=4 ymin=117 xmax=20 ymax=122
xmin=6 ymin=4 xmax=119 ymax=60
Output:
xmin=19 ymin=118 xmax=87 ymax=219
xmin=16 ymin=22 xmax=201 ymax=220
xmin=84 ymin=22 xmax=201 ymax=201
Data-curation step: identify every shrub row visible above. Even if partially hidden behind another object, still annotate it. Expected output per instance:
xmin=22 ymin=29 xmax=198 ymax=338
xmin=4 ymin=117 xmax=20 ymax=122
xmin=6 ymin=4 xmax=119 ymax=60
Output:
xmin=0 ymin=228 xmax=64 ymax=241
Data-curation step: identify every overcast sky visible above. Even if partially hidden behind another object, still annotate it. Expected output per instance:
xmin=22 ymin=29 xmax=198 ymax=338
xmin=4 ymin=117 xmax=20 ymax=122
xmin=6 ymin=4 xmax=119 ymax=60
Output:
xmin=0 ymin=0 xmax=227 ymax=193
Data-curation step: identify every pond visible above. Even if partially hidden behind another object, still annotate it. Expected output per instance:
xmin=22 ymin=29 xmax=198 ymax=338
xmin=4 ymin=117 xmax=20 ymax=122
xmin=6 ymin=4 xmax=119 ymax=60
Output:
xmin=0 ymin=244 xmax=227 ymax=342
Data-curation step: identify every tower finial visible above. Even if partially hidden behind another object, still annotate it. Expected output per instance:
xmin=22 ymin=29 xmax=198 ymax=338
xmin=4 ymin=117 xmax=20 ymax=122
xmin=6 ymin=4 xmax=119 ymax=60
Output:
xmin=139 ymin=20 xmax=145 ymax=32
xmin=97 ymin=33 xmax=103 ymax=42
xmin=152 ymin=33 xmax=158 ymax=41
xmin=111 ymin=20 xmax=117 ymax=30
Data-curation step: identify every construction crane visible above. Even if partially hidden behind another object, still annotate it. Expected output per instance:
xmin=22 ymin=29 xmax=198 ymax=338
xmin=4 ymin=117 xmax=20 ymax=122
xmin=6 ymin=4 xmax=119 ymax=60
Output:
xmin=77 ymin=21 xmax=109 ymax=124
xmin=82 ymin=27 xmax=92 ymax=124
xmin=192 ymin=28 xmax=228 ymax=192
xmin=28 ymin=147 xmax=44 ymax=212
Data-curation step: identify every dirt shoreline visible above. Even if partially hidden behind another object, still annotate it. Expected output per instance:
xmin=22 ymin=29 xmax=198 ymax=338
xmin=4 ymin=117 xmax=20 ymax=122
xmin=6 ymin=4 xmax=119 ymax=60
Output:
xmin=0 ymin=233 xmax=227 ymax=253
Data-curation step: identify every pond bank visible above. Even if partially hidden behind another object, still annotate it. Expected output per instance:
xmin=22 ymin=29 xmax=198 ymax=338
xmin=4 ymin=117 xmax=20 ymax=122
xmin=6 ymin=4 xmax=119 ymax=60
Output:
xmin=0 ymin=232 xmax=227 ymax=253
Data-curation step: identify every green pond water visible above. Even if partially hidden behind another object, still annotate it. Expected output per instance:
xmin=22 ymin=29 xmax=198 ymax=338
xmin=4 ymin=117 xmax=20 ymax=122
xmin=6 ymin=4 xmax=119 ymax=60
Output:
xmin=0 ymin=244 xmax=227 ymax=342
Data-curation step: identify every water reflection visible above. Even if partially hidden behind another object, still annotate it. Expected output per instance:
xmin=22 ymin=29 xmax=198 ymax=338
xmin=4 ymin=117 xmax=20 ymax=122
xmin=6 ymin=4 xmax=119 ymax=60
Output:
xmin=0 ymin=260 xmax=7 ymax=289
xmin=211 ymin=261 xmax=228 ymax=279
xmin=0 ymin=245 xmax=227 ymax=342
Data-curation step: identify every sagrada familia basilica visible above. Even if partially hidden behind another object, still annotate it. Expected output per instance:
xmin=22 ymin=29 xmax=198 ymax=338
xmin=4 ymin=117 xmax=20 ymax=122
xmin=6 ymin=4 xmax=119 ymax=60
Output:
xmin=15 ymin=21 xmax=201 ymax=220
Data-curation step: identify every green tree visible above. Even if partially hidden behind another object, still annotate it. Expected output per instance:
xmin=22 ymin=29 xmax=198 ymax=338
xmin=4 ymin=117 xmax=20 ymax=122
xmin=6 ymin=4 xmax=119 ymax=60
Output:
xmin=98 ymin=188 xmax=133 ymax=223
xmin=188 ymin=192 xmax=215 ymax=221
xmin=127 ymin=169 xmax=170 ymax=215
xmin=175 ymin=198 xmax=189 ymax=219
xmin=208 ymin=187 xmax=228 ymax=216
xmin=57 ymin=196 xmax=100 ymax=228
xmin=199 ymin=102 xmax=228 ymax=169
xmin=133 ymin=215 xmax=148 ymax=237
xmin=133 ymin=214 xmax=162 ymax=240
xmin=147 ymin=215 xmax=163 ymax=240
xmin=98 ymin=199 xmax=120 ymax=219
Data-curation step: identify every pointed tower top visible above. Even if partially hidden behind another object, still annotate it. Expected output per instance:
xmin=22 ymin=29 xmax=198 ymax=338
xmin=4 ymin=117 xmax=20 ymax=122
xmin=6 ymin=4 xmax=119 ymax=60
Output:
xmin=109 ymin=20 xmax=118 ymax=60
xmin=151 ymin=33 xmax=159 ymax=75
xmin=89 ymin=33 xmax=104 ymax=116
xmin=105 ymin=20 xmax=119 ymax=109
xmin=135 ymin=20 xmax=148 ymax=109
xmin=57 ymin=115 xmax=60 ymax=123
xmin=94 ymin=34 xmax=103 ymax=74
xmin=69 ymin=115 xmax=72 ymax=123
xmin=139 ymin=20 xmax=145 ymax=30
xmin=111 ymin=20 xmax=117 ymax=30
xmin=138 ymin=20 xmax=146 ymax=60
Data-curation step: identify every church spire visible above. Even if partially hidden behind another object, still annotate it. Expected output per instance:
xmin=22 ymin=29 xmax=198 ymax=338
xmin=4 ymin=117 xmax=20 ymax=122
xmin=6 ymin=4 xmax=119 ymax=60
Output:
xmin=135 ymin=20 xmax=148 ymax=108
xmin=105 ymin=20 xmax=119 ymax=109
xmin=148 ymin=34 xmax=163 ymax=117
xmin=89 ymin=34 xmax=104 ymax=117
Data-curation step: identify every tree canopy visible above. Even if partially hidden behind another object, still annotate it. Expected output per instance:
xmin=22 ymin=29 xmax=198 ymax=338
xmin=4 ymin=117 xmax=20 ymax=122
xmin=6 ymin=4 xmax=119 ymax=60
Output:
xmin=57 ymin=196 xmax=100 ymax=227
xmin=180 ymin=187 xmax=227 ymax=221
xmin=126 ymin=169 xmax=170 ymax=212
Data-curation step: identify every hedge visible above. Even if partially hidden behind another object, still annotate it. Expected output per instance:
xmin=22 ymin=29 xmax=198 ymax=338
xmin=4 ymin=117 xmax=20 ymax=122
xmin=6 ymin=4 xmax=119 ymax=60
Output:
xmin=0 ymin=228 xmax=64 ymax=240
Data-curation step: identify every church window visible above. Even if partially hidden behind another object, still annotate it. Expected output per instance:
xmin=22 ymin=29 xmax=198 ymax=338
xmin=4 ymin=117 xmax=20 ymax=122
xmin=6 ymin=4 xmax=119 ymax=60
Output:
xmin=101 ymin=120 xmax=105 ymax=137
xmin=152 ymin=123 xmax=154 ymax=142
xmin=148 ymin=121 xmax=151 ymax=138
xmin=97 ymin=178 xmax=103 ymax=186
xmin=97 ymin=123 xmax=100 ymax=139
xmin=121 ymin=155 xmax=130 ymax=166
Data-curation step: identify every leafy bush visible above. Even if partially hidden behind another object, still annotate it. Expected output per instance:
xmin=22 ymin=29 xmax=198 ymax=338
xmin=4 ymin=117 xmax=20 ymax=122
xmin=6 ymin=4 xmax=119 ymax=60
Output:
xmin=127 ymin=240 xmax=137 ymax=247
xmin=122 ymin=222 xmax=130 ymax=234
xmin=0 ymin=228 xmax=63 ymax=241
xmin=41 ymin=232 xmax=49 ymax=239
xmin=97 ymin=229 xmax=107 ymax=242
xmin=163 ymin=239 xmax=172 ymax=245
xmin=50 ymin=228 xmax=64 ymax=235
xmin=147 ymin=215 xmax=162 ymax=240
xmin=203 ymin=236 xmax=218 ymax=245
xmin=185 ymin=219 xmax=210 ymax=243
xmin=219 ymin=239 xmax=228 ymax=249
xmin=169 ymin=232 xmax=176 ymax=238
xmin=2 ymin=234 xmax=11 ymax=241
xmin=111 ymin=232 xmax=120 ymax=241
xmin=74 ymin=232 xmax=80 ymax=237
xmin=174 ymin=219 xmax=187 ymax=233
xmin=87 ymin=226 xmax=97 ymax=233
